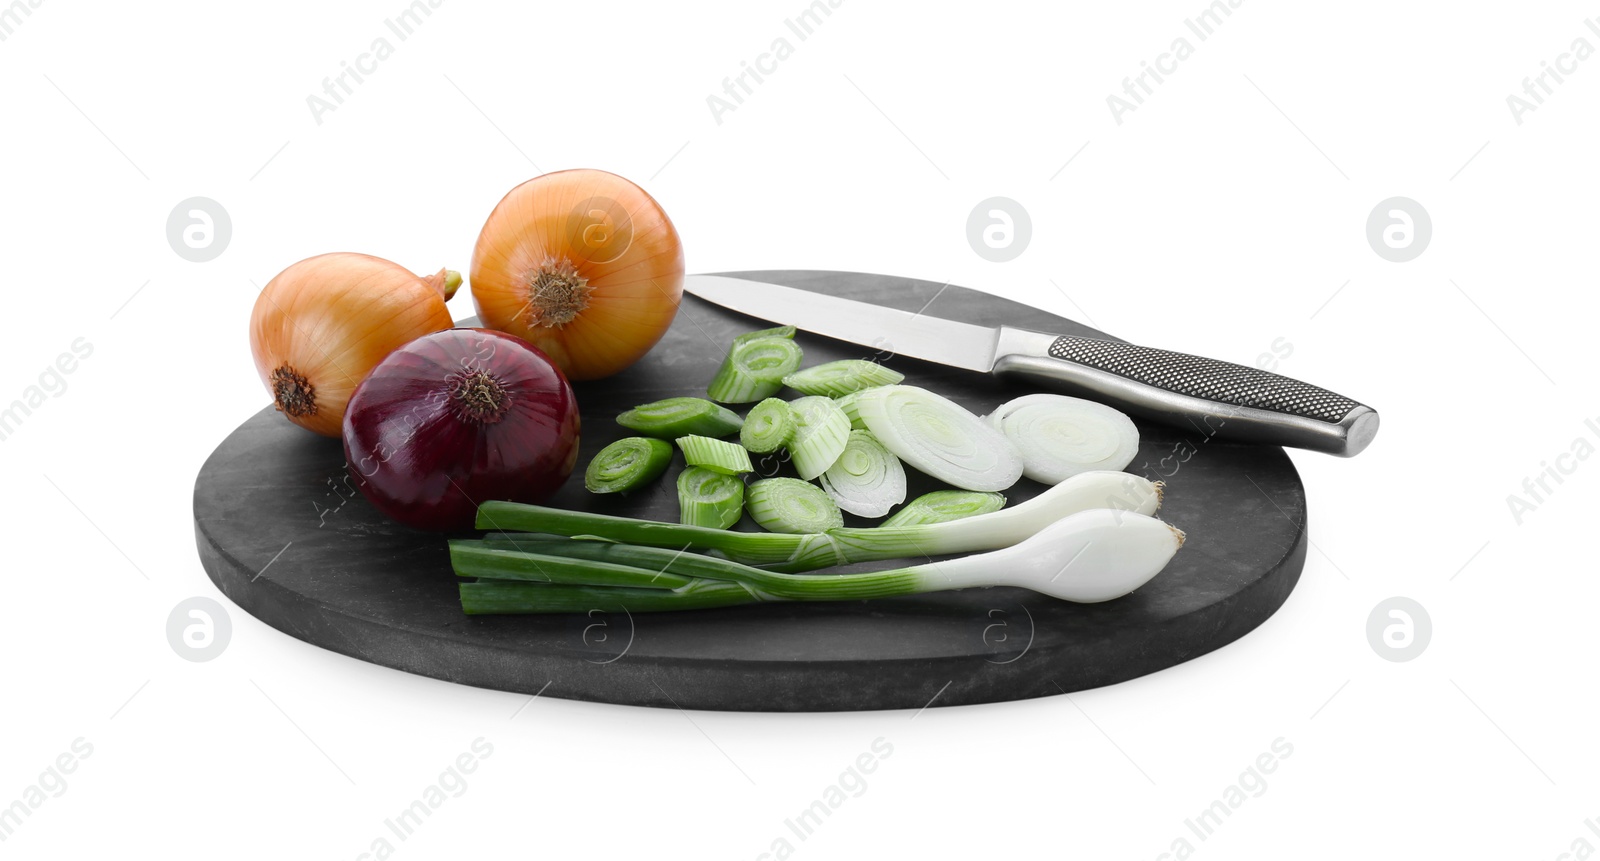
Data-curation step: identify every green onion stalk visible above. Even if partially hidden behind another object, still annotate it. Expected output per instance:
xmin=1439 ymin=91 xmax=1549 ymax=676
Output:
xmin=455 ymin=508 xmax=1185 ymax=614
xmin=477 ymin=469 xmax=1164 ymax=572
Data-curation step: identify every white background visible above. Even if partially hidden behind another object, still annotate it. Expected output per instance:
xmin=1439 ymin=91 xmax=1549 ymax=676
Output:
xmin=2 ymin=0 xmax=1596 ymax=857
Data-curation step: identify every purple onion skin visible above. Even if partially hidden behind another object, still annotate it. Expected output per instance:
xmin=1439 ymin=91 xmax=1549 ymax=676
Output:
xmin=342 ymin=328 xmax=581 ymax=531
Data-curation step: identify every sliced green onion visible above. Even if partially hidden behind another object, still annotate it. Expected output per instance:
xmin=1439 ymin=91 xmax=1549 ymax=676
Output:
xmin=786 ymin=395 xmax=851 ymax=480
xmin=478 ymin=470 xmax=1163 ymax=572
xmin=883 ymin=490 xmax=1006 ymax=527
xmin=819 ymin=430 xmax=906 ymax=518
xmin=584 ymin=437 xmax=674 ymax=493
xmin=746 ymin=477 xmax=843 ymax=534
xmin=675 ymin=435 xmax=753 ymax=474
xmin=677 ymin=466 xmax=744 ymax=528
xmin=457 ymin=508 xmax=1184 ymax=613
xmin=734 ymin=324 xmax=796 ymax=347
xmin=782 ymin=360 xmax=904 ymax=397
xmin=740 ymin=398 xmax=793 ymax=453
xmin=835 ymin=390 xmax=869 ymax=430
xmin=854 ymin=385 xmax=1023 ymax=492
xmin=707 ymin=329 xmax=803 ymax=403
xmin=617 ymin=397 xmax=743 ymax=438
xmin=987 ymin=394 xmax=1140 ymax=484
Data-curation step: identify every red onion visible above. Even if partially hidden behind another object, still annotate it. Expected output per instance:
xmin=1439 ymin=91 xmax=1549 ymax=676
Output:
xmin=342 ymin=328 xmax=581 ymax=530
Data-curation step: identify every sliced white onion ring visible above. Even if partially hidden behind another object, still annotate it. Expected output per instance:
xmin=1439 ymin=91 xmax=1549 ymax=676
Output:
xmin=987 ymin=394 xmax=1139 ymax=485
xmin=820 ymin=430 xmax=907 ymax=517
xmin=854 ymin=386 xmax=1023 ymax=492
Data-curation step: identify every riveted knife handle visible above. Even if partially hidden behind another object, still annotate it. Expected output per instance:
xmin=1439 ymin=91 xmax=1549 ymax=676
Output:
xmin=991 ymin=329 xmax=1379 ymax=457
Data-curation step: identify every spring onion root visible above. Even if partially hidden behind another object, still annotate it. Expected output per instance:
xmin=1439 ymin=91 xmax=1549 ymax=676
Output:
xmin=478 ymin=469 xmax=1162 ymax=572
xmin=820 ymin=430 xmax=906 ymax=517
xmin=584 ymin=437 xmax=674 ymax=493
xmin=455 ymin=509 xmax=1183 ymax=613
xmin=783 ymin=360 xmax=904 ymax=397
xmin=740 ymin=398 xmax=793 ymax=453
xmin=677 ymin=466 xmax=744 ymax=528
xmin=676 ymin=435 xmax=753 ymax=475
xmin=988 ymin=394 xmax=1140 ymax=484
xmin=787 ymin=396 xmax=851 ymax=479
xmin=855 ymin=385 xmax=1023 ymax=492
xmin=883 ymin=490 xmax=1006 ymax=527
xmin=746 ymin=477 xmax=844 ymax=533
xmin=617 ymin=397 xmax=743 ymax=438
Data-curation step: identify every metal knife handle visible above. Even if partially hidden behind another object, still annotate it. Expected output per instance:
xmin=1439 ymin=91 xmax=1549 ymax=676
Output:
xmin=991 ymin=328 xmax=1379 ymax=457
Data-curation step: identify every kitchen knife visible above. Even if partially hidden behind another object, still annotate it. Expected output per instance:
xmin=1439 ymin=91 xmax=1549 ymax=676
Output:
xmin=683 ymin=274 xmax=1378 ymax=457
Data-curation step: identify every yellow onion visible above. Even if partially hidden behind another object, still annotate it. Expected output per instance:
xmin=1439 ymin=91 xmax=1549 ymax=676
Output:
xmin=469 ymin=169 xmax=684 ymax=381
xmin=249 ymin=252 xmax=457 ymax=436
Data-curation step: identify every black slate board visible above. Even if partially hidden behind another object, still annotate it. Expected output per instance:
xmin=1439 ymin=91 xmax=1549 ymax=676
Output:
xmin=194 ymin=270 xmax=1307 ymax=712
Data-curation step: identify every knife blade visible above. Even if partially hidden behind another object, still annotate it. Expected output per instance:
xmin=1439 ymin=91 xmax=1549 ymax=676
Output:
xmin=684 ymin=274 xmax=1001 ymax=372
xmin=684 ymin=273 xmax=1379 ymax=457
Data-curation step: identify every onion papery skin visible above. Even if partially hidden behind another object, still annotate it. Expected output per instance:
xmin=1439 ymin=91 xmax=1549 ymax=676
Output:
xmin=342 ymin=328 xmax=581 ymax=531
xmin=249 ymin=252 xmax=456 ymax=437
xmin=469 ymin=169 xmax=685 ymax=381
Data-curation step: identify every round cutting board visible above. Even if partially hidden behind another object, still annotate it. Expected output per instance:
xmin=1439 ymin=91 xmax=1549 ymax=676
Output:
xmin=194 ymin=270 xmax=1307 ymax=712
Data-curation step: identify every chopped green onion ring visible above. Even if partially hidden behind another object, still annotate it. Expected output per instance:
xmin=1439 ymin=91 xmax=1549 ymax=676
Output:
xmin=618 ymin=397 xmax=743 ymax=439
xmin=746 ymin=477 xmax=843 ymax=534
xmin=584 ymin=437 xmax=674 ymax=494
xmin=882 ymin=490 xmax=1006 ymax=527
xmin=786 ymin=395 xmax=851 ymax=480
xmin=783 ymin=360 xmax=904 ymax=397
xmin=677 ymin=466 xmax=745 ymax=529
xmin=676 ymin=434 xmax=754 ymax=475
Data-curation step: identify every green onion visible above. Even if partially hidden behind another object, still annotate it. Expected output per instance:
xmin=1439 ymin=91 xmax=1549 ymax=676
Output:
xmin=734 ymin=324 xmax=796 ymax=347
xmin=782 ymin=360 xmax=904 ymax=396
xmin=677 ymin=466 xmax=744 ymax=528
xmin=477 ymin=470 xmax=1163 ymax=572
xmin=883 ymin=490 xmax=1007 ymax=527
xmin=855 ymin=385 xmax=1023 ymax=492
xmin=819 ymin=430 xmax=906 ymax=518
xmin=786 ymin=396 xmax=851 ymax=479
xmin=583 ymin=437 xmax=674 ymax=494
xmin=740 ymin=398 xmax=793 ymax=453
xmin=476 ymin=535 xmax=755 ymax=582
xmin=676 ymin=435 xmax=753 ymax=474
xmin=460 ymin=579 xmax=765 ymax=615
xmin=835 ymin=390 xmax=869 ymax=430
xmin=745 ymin=477 xmax=843 ymax=533
xmin=617 ymin=397 xmax=743 ymax=439
xmin=707 ymin=328 xmax=803 ymax=403
xmin=456 ymin=508 xmax=1185 ymax=613
xmin=450 ymin=539 xmax=696 ymax=589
